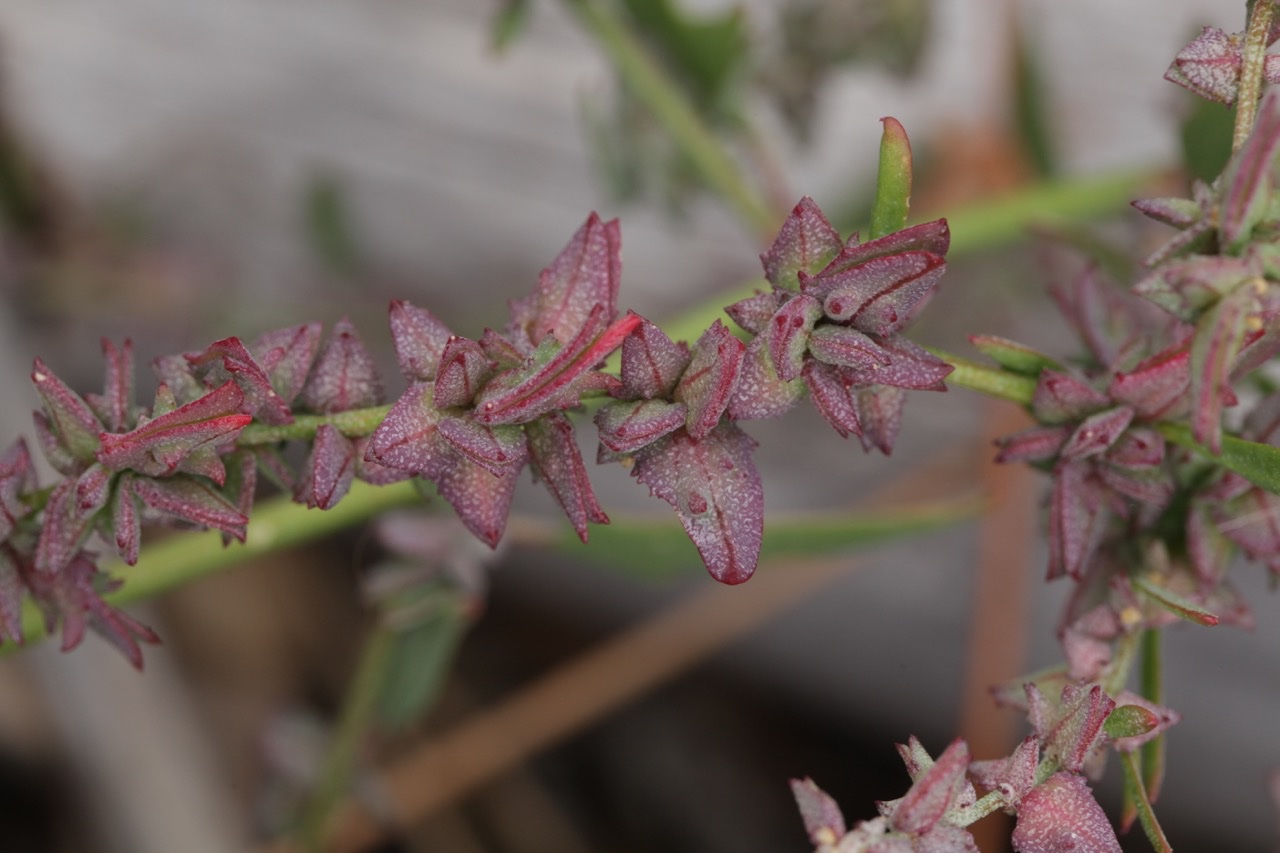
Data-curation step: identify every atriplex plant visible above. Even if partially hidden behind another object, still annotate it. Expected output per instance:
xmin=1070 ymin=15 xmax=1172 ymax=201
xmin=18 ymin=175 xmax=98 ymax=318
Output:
xmin=2 ymin=2 xmax=1280 ymax=850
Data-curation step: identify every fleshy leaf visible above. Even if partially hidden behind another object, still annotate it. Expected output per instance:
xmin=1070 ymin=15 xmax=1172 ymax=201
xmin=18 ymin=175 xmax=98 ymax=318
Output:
xmin=188 ymin=337 xmax=293 ymax=425
xmin=724 ymin=290 xmax=781 ymax=335
xmin=0 ymin=439 xmax=36 ymax=541
xmin=251 ymin=322 xmax=322 ymax=405
xmin=526 ymin=412 xmax=608 ymax=542
xmin=631 ymin=423 xmax=762 ymax=584
xmin=802 ymin=360 xmax=862 ymax=439
xmin=789 ymin=777 xmax=847 ymax=847
xmin=1190 ymin=286 xmax=1251 ymax=453
xmin=890 ymin=738 xmax=970 ymax=835
xmin=295 ymin=424 xmax=356 ymax=510
xmin=0 ymin=547 xmax=26 ymax=644
xmin=1220 ymin=93 xmax=1280 ymax=249
xmin=969 ymin=736 xmax=1041 ymax=808
xmin=1011 ymin=773 xmax=1121 ymax=853
xmin=32 ymin=358 xmax=104 ymax=466
xmin=389 ymin=300 xmax=454 ymax=382
xmin=672 ymin=320 xmax=745 ymax=440
xmin=301 ymin=318 xmax=383 ymax=414
xmin=767 ymin=294 xmax=822 ymax=380
xmin=759 ymin=197 xmax=843 ymax=292
xmin=618 ymin=315 xmax=690 ymax=400
xmin=1108 ymin=345 xmax=1190 ymax=420
xmin=1131 ymin=196 xmax=1202 ymax=229
xmin=365 ymin=383 xmax=451 ymax=478
xmin=995 ymin=425 xmax=1071 ymax=465
xmin=1031 ymin=370 xmax=1110 ymax=425
xmin=508 ymin=212 xmax=621 ymax=349
xmin=595 ymin=399 xmax=688 ymax=454
xmin=841 ymin=335 xmax=952 ymax=391
xmin=130 ymin=475 xmax=249 ymax=540
xmin=85 ymin=339 xmax=136 ymax=433
xmin=475 ymin=310 xmax=638 ymax=425
xmin=96 ymin=381 xmax=251 ymax=482
xmin=1048 ymin=462 xmax=1107 ymax=580
xmin=869 ymin=117 xmax=913 ymax=239
xmin=438 ymin=417 xmax=527 ymax=478
xmin=433 ymin=335 xmax=496 ymax=409
xmin=819 ymin=251 xmax=946 ymax=336
xmin=807 ymin=219 xmax=950 ymax=285
xmin=727 ymin=336 xmax=805 ymax=421
xmin=34 ymin=481 xmax=97 ymax=576
xmin=807 ymin=325 xmax=890 ymax=372
xmin=1059 ymin=406 xmax=1135 ymax=461
xmin=1164 ymin=26 xmax=1243 ymax=106
xmin=857 ymin=385 xmax=906 ymax=455
xmin=431 ymin=452 xmax=524 ymax=548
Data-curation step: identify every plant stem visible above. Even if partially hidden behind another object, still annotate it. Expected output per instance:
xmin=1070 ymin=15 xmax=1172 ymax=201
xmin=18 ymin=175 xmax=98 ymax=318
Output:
xmin=928 ymin=349 xmax=1038 ymax=404
xmin=295 ymin=623 xmax=399 ymax=851
xmin=1234 ymin=0 xmax=1277 ymax=151
xmin=238 ymin=406 xmax=392 ymax=446
xmin=562 ymin=0 xmax=777 ymax=242
xmin=12 ymin=479 xmax=425 ymax=649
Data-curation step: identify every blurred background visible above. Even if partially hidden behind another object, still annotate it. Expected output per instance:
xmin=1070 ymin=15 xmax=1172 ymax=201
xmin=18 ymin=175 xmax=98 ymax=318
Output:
xmin=0 ymin=0 xmax=1275 ymax=851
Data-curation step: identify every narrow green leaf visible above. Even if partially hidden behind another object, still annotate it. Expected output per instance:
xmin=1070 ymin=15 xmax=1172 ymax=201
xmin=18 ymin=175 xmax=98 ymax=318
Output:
xmin=1131 ymin=573 xmax=1220 ymax=626
xmin=967 ymin=334 xmax=1060 ymax=376
xmin=1119 ymin=750 xmax=1175 ymax=853
xmin=375 ymin=593 xmax=469 ymax=729
xmin=1159 ymin=421 xmax=1280 ymax=495
xmin=551 ymin=495 xmax=979 ymax=577
xmin=869 ymin=117 xmax=913 ymax=239
xmin=1104 ymin=705 xmax=1159 ymax=740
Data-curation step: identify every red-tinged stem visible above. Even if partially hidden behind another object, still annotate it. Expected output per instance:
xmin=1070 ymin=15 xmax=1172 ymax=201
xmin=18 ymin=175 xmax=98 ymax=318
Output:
xmin=1235 ymin=0 xmax=1277 ymax=151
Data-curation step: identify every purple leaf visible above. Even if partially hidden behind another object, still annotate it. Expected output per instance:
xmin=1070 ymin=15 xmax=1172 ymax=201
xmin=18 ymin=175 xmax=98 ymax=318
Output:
xmin=433 ymin=335 xmax=496 ymax=409
xmin=595 ymin=399 xmax=688 ymax=454
xmin=295 ymin=424 xmax=356 ymax=510
xmin=969 ymin=736 xmax=1041 ymax=808
xmin=618 ymin=315 xmax=691 ymax=400
xmin=431 ymin=451 xmax=524 ymax=549
xmin=724 ymin=290 xmax=781 ymax=335
xmin=508 ymin=212 xmax=621 ymax=350
xmin=479 ymin=327 xmax=525 ymax=369
xmin=1011 ymin=773 xmax=1122 ymax=853
xmin=389 ymin=300 xmax=454 ymax=381
xmin=27 ymin=553 xmax=160 ymax=669
xmin=726 ymin=336 xmax=805 ymax=421
xmin=96 ymin=381 xmax=251 ymax=483
xmin=111 ymin=475 xmax=141 ymax=565
xmin=1059 ymin=406 xmax=1135 ymax=461
xmin=802 ymin=360 xmax=863 ymax=439
xmin=1164 ymin=26 xmax=1243 ymax=106
xmin=475 ymin=309 xmax=638 ymax=426
xmin=840 ymin=335 xmax=952 ymax=391
xmin=438 ymin=417 xmax=527 ymax=478
xmin=856 ymin=385 xmax=906 ymax=455
xmin=1131 ymin=196 xmax=1203 ymax=229
xmin=0 ymin=546 xmax=26 ymax=644
xmin=632 ymin=423 xmax=763 ymax=584
xmin=527 ymin=412 xmax=608 ymax=542
xmin=1031 ymin=370 xmax=1110 ymax=425
xmin=249 ymin=322 xmax=322 ymax=408
xmin=818 ymin=251 xmax=947 ymax=336
xmin=301 ymin=318 xmax=383 ymax=414
xmin=365 ymin=383 xmax=452 ymax=478
xmin=789 ymin=777 xmax=847 ymax=846
xmin=74 ymin=463 xmax=112 ymax=517
xmin=1133 ymin=254 xmax=1256 ymax=322
xmin=995 ymin=426 xmax=1071 ymax=465
xmin=1048 ymin=462 xmax=1107 ymax=580
xmin=1106 ymin=427 xmax=1165 ymax=468
xmin=1041 ymin=683 xmax=1115 ymax=773
xmin=130 ymin=474 xmax=248 ymax=541
xmin=891 ymin=739 xmax=971 ymax=835
xmin=188 ymin=337 xmax=293 ymax=425
xmin=152 ymin=353 xmax=206 ymax=405
xmin=1107 ymin=345 xmax=1190 ymax=420
xmin=807 ymin=325 xmax=891 ymax=372
xmin=767 ymin=294 xmax=822 ymax=380
xmin=32 ymin=358 xmax=104 ymax=466
xmin=220 ymin=451 xmax=258 ymax=545
xmin=0 ymin=439 xmax=36 ymax=541
xmin=809 ymin=218 xmax=950 ymax=283
xmin=85 ymin=339 xmax=136 ymax=433
xmin=34 ymin=481 xmax=97 ymax=576
xmin=672 ymin=320 xmax=745 ymax=440
xmin=759 ymin=197 xmax=844 ymax=292
xmin=1190 ymin=287 xmax=1251 ymax=453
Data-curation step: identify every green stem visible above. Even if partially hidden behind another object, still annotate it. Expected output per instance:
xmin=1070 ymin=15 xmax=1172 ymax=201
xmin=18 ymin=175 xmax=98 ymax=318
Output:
xmin=1119 ymin=750 xmax=1175 ymax=853
xmin=295 ymin=623 xmax=399 ymax=851
xmin=927 ymin=348 xmax=1037 ymax=404
xmin=1139 ymin=629 xmax=1167 ymax=802
xmin=11 ymin=479 xmax=424 ymax=650
xmin=238 ymin=405 xmax=392 ymax=446
xmin=1234 ymin=0 xmax=1277 ymax=152
xmin=562 ymin=0 xmax=777 ymax=241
